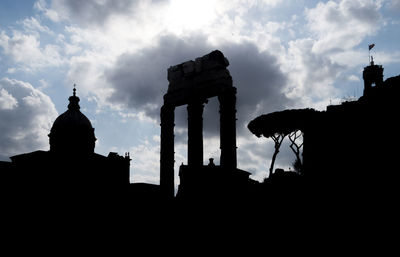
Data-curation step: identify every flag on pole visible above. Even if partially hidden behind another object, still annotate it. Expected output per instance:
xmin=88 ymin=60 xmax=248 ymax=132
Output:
xmin=369 ymin=44 xmax=375 ymax=50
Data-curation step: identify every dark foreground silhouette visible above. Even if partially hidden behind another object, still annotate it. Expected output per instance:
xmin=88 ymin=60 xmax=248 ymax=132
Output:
xmin=1 ymin=51 xmax=399 ymax=234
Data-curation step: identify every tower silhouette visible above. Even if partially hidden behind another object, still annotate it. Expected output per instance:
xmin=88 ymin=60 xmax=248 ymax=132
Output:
xmin=363 ymin=56 xmax=384 ymax=95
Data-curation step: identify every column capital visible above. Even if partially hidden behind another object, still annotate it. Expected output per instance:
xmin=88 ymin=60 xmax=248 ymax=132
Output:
xmin=161 ymin=104 xmax=175 ymax=114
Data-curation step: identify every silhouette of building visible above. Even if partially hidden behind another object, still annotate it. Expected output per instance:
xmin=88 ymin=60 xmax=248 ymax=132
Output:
xmin=363 ymin=56 xmax=384 ymax=96
xmin=2 ymin=50 xmax=398 ymax=214
xmin=160 ymin=50 xmax=254 ymax=201
xmin=249 ymin=58 xmax=400 ymax=202
xmin=2 ymin=88 xmax=131 ymax=204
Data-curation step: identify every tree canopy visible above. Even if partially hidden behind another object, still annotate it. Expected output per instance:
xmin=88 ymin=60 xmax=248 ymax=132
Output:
xmin=248 ymin=108 xmax=318 ymax=176
xmin=247 ymin=108 xmax=318 ymax=138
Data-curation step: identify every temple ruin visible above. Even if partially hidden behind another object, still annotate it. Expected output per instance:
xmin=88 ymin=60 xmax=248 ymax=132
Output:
xmin=160 ymin=50 xmax=250 ymax=200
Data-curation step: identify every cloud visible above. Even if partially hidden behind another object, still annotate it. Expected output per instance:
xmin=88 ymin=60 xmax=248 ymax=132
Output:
xmin=129 ymin=139 xmax=160 ymax=184
xmin=305 ymin=0 xmax=382 ymax=53
xmin=38 ymin=0 xmax=288 ymax=58
xmin=104 ymin=34 xmax=209 ymax=119
xmin=0 ymin=88 xmax=18 ymax=110
xmin=34 ymin=0 xmax=62 ymax=22
xmin=39 ymin=0 xmax=167 ymax=26
xmin=0 ymin=78 xmax=58 ymax=160
xmin=104 ymin=34 xmax=291 ymax=140
xmin=348 ymin=74 xmax=360 ymax=82
xmin=18 ymin=17 xmax=53 ymax=35
xmin=283 ymin=38 xmax=343 ymax=109
xmin=0 ymin=30 xmax=64 ymax=72
xmin=41 ymin=0 xmax=281 ymax=30
xmin=389 ymin=0 xmax=400 ymax=11
xmin=222 ymin=43 xmax=291 ymax=133
xmin=58 ymin=0 xmax=383 ymax=117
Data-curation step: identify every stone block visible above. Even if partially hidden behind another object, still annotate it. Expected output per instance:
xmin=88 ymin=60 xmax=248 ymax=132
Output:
xmin=182 ymin=60 xmax=195 ymax=77
xmin=167 ymin=65 xmax=183 ymax=83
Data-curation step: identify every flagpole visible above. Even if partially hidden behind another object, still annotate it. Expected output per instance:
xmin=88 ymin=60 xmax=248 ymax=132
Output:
xmin=368 ymin=44 xmax=375 ymax=64
xmin=369 ymin=47 xmax=370 ymax=63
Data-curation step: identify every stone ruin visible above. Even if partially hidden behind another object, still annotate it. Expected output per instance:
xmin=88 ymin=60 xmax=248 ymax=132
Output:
xmin=160 ymin=50 xmax=250 ymax=200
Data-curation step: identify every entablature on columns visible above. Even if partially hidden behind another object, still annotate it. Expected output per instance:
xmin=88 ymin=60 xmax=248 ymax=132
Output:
xmin=164 ymin=50 xmax=234 ymax=107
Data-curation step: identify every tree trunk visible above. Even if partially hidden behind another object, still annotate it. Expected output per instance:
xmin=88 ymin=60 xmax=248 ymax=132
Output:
xmin=269 ymin=148 xmax=279 ymax=177
xmin=289 ymin=130 xmax=303 ymax=174
xmin=269 ymin=134 xmax=284 ymax=177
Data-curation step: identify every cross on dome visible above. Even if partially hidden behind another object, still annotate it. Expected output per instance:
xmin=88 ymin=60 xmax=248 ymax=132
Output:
xmin=68 ymin=84 xmax=80 ymax=111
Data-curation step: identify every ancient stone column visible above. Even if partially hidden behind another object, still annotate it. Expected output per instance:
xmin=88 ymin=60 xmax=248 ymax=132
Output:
xmin=219 ymin=87 xmax=237 ymax=170
xmin=160 ymin=104 xmax=175 ymax=199
xmin=187 ymin=101 xmax=205 ymax=167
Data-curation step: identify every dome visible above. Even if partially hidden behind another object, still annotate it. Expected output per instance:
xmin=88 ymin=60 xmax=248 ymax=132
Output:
xmin=49 ymin=88 xmax=96 ymax=155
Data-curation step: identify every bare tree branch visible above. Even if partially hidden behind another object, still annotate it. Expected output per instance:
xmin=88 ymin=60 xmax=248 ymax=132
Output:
xmin=288 ymin=129 xmax=304 ymax=173
xmin=268 ymin=133 xmax=286 ymax=177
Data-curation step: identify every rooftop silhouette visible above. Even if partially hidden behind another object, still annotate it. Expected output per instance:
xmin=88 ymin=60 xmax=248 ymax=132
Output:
xmin=1 ymin=50 xmax=399 ymax=223
xmin=249 ymin=56 xmax=400 ymax=207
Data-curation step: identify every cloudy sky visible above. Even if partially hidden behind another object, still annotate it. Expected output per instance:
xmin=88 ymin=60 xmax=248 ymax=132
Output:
xmin=1 ymin=0 xmax=399 ymax=186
